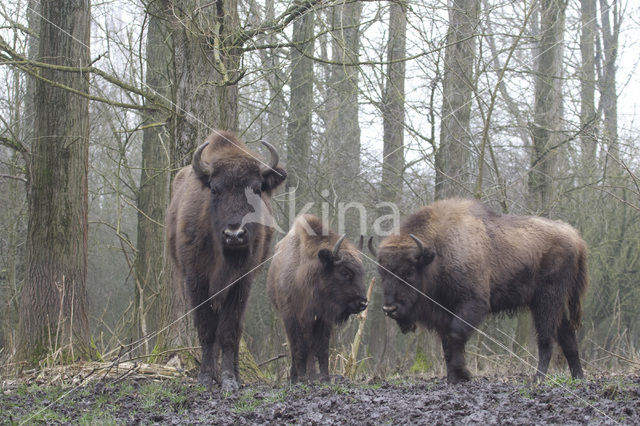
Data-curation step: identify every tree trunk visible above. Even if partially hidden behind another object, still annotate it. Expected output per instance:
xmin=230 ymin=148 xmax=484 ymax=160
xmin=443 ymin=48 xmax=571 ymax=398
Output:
xmin=286 ymin=8 xmax=315 ymax=221
xmin=19 ymin=0 xmax=91 ymax=362
xmin=528 ymin=0 xmax=565 ymax=216
xmin=262 ymin=0 xmax=287 ymax=150
xmin=579 ymin=0 xmax=597 ymax=174
xmin=373 ymin=0 xmax=407 ymax=372
xmin=170 ymin=0 xmax=241 ymax=169
xmin=324 ymin=1 xmax=363 ymax=205
xmin=133 ymin=0 xmax=173 ymax=353
xmin=434 ymin=0 xmax=479 ymax=200
xmin=598 ymin=0 xmax=619 ymax=176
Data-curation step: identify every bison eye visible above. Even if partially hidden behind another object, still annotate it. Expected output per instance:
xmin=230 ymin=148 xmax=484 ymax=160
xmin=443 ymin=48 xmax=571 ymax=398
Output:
xmin=210 ymin=186 xmax=221 ymax=196
xmin=340 ymin=268 xmax=353 ymax=279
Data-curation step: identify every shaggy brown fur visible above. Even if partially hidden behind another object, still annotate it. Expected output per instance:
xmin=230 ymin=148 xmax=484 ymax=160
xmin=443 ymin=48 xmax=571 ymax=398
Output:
xmin=267 ymin=215 xmax=368 ymax=382
xmin=371 ymin=198 xmax=588 ymax=384
xmin=166 ymin=131 xmax=286 ymax=391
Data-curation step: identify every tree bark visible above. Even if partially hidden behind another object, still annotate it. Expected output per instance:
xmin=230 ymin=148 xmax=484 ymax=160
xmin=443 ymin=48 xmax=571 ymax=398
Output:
xmin=133 ymin=0 xmax=173 ymax=353
xmin=579 ymin=0 xmax=597 ymax=174
xmin=435 ymin=0 xmax=479 ymax=200
xmin=528 ymin=0 xmax=565 ymax=216
xmin=19 ymin=0 xmax=91 ymax=362
xmin=170 ymin=0 xmax=241 ymax=169
xmin=373 ymin=0 xmax=407 ymax=372
xmin=286 ymin=8 xmax=315 ymax=219
xmin=324 ymin=1 xmax=363 ymax=203
xmin=598 ymin=0 xmax=619 ymax=175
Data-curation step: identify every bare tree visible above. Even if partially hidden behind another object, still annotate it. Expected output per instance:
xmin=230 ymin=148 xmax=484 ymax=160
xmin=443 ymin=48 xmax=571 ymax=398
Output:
xmin=374 ymin=0 xmax=408 ymax=371
xmin=435 ymin=0 xmax=480 ymax=200
xmin=580 ymin=0 xmax=597 ymax=174
xmin=19 ymin=0 xmax=91 ymax=360
xmin=597 ymin=0 xmax=620 ymax=173
xmin=286 ymin=9 xmax=316 ymax=209
xmin=324 ymin=1 xmax=363 ymax=201
xmin=133 ymin=0 xmax=173 ymax=352
xmin=528 ymin=0 xmax=566 ymax=215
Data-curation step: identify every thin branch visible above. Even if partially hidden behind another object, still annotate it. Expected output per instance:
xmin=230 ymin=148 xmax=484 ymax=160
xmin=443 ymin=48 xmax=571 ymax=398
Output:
xmin=0 ymin=173 xmax=27 ymax=183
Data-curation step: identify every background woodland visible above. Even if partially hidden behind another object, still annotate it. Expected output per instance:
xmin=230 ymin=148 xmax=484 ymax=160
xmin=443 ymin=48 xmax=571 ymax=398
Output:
xmin=1 ymin=0 xmax=639 ymax=379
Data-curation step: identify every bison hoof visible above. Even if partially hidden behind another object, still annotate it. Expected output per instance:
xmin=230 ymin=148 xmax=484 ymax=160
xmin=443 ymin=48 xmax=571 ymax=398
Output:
xmin=221 ymin=373 xmax=239 ymax=393
xmin=198 ymin=372 xmax=215 ymax=390
xmin=447 ymin=368 xmax=471 ymax=385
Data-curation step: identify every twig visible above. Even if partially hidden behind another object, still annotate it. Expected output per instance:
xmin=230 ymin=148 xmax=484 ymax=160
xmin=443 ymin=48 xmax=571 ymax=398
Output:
xmin=345 ymin=278 xmax=375 ymax=379
xmin=257 ymin=354 xmax=287 ymax=367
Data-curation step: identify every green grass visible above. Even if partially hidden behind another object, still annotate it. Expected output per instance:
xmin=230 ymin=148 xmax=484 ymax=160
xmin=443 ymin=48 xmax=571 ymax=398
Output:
xmin=410 ymin=346 xmax=433 ymax=374
xmin=542 ymin=374 xmax=583 ymax=389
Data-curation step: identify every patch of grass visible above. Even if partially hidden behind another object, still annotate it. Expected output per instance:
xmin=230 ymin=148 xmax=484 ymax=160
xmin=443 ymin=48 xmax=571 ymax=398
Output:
xmin=233 ymin=389 xmax=265 ymax=413
xmin=600 ymin=378 xmax=633 ymax=400
xmin=138 ymin=380 xmax=188 ymax=411
xmin=265 ymin=388 xmax=289 ymax=403
xmin=329 ymin=383 xmax=350 ymax=395
xmin=410 ymin=346 xmax=433 ymax=374
xmin=361 ymin=382 xmax=382 ymax=390
xmin=77 ymin=410 xmax=118 ymax=425
xmin=24 ymin=407 xmax=69 ymax=423
xmin=517 ymin=387 xmax=533 ymax=399
xmin=543 ymin=374 xmax=582 ymax=389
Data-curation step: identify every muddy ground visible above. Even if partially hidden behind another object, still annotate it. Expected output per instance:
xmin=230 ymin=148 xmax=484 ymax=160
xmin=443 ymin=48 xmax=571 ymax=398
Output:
xmin=1 ymin=374 xmax=639 ymax=424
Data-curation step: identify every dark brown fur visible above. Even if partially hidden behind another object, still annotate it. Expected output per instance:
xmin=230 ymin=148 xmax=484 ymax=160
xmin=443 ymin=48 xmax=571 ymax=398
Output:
xmin=267 ymin=215 xmax=368 ymax=382
xmin=374 ymin=198 xmax=588 ymax=383
xmin=166 ymin=131 xmax=286 ymax=391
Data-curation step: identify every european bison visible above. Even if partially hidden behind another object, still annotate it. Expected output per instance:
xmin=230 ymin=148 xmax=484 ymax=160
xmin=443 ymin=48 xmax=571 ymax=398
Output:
xmin=267 ymin=214 xmax=368 ymax=382
xmin=369 ymin=198 xmax=588 ymax=384
xmin=166 ymin=131 xmax=286 ymax=391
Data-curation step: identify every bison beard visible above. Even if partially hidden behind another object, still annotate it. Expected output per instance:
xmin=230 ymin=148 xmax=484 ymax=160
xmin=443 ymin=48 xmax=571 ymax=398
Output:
xmin=371 ymin=198 xmax=588 ymax=384
xmin=166 ymin=131 xmax=286 ymax=392
xmin=267 ymin=215 xmax=368 ymax=382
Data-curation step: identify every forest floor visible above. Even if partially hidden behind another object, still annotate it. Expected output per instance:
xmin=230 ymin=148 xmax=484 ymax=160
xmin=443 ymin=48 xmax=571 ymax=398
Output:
xmin=1 ymin=373 xmax=639 ymax=424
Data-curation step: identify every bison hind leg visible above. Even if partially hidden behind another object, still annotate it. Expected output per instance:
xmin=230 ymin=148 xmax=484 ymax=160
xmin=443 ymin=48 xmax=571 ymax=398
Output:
xmin=556 ymin=313 xmax=584 ymax=379
xmin=531 ymin=292 xmax=564 ymax=381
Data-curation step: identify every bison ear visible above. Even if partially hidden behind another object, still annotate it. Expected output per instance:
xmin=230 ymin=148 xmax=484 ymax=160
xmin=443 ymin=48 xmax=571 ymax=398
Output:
xmin=417 ymin=247 xmax=436 ymax=267
xmin=261 ymin=166 xmax=287 ymax=194
xmin=318 ymin=248 xmax=334 ymax=268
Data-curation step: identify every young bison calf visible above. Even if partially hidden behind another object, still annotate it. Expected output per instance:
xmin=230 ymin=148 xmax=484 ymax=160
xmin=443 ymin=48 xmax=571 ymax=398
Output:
xmin=267 ymin=215 xmax=368 ymax=382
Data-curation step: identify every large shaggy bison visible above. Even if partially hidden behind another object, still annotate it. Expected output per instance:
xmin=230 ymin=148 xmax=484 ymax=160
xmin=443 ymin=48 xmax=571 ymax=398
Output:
xmin=369 ymin=198 xmax=588 ymax=384
xmin=166 ymin=131 xmax=286 ymax=391
xmin=267 ymin=215 xmax=368 ymax=382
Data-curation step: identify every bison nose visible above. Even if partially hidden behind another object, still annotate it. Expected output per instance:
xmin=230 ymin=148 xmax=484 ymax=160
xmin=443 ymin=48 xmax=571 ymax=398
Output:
xmin=382 ymin=305 xmax=397 ymax=316
xmin=223 ymin=226 xmax=248 ymax=246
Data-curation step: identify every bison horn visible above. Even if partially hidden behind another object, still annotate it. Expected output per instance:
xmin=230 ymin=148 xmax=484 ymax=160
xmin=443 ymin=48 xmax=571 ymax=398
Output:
xmin=332 ymin=234 xmax=346 ymax=258
xmin=367 ymin=237 xmax=378 ymax=257
xmin=192 ymin=141 xmax=213 ymax=179
xmin=409 ymin=234 xmax=425 ymax=254
xmin=357 ymin=235 xmax=364 ymax=251
xmin=260 ymin=141 xmax=279 ymax=174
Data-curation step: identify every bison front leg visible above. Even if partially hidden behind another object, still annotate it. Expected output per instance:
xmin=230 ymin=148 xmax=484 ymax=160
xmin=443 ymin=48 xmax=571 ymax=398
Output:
xmin=312 ymin=321 xmax=332 ymax=381
xmin=442 ymin=300 xmax=488 ymax=384
xmin=283 ymin=316 xmax=307 ymax=383
xmin=193 ymin=303 xmax=220 ymax=390
xmin=189 ymin=277 xmax=220 ymax=390
xmin=217 ymin=281 xmax=251 ymax=392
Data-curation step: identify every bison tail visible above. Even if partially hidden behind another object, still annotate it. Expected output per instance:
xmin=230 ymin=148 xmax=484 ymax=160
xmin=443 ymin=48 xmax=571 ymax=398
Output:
xmin=568 ymin=247 xmax=588 ymax=330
